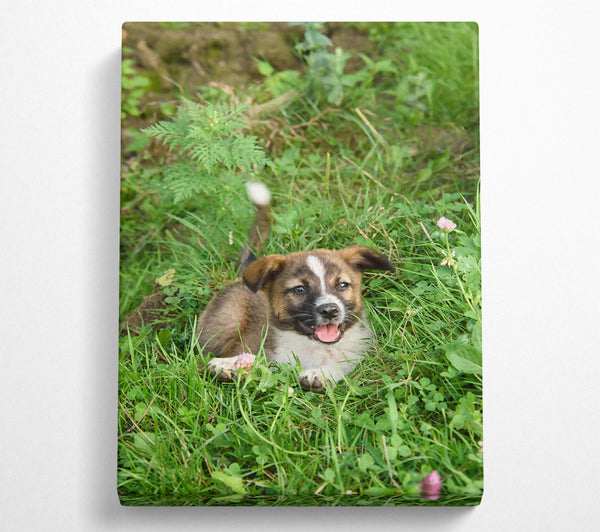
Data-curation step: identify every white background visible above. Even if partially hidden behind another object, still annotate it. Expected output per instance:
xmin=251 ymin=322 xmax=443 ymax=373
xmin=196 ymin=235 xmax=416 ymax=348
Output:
xmin=2 ymin=1 xmax=599 ymax=530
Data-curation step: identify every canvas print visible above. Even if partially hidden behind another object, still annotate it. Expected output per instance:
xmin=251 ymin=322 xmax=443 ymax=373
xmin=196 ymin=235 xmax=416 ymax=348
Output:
xmin=119 ymin=22 xmax=481 ymax=506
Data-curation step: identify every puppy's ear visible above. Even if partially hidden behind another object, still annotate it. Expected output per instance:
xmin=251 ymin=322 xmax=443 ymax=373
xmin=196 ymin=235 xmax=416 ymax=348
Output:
xmin=243 ymin=254 xmax=287 ymax=293
xmin=338 ymin=246 xmax=395 ymax=272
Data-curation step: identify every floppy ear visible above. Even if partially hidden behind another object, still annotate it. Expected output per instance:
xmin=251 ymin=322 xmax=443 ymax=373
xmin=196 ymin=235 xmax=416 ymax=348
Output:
xmin=338 ymin=246 xmax=395 ymax=272
xmin=243 ymin=254 xmax=287 ymax=293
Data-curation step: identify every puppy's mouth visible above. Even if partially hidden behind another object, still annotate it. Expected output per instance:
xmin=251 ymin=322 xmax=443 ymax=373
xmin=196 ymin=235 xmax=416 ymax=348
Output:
xmin=297 ymin=321 xmax=343 ymax=344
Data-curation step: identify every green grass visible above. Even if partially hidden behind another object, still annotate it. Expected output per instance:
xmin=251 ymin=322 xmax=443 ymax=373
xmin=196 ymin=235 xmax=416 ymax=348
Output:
xmin=119 ymin=21 xmax=481 ymax=505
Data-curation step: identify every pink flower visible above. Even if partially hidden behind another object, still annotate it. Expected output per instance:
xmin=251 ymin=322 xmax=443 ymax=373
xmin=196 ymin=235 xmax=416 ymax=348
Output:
xmin=419 ymin=470 xmax=442 ymax=500
xmin=232 ymin=352 xmax=255 ymax=371
xmin=437 ymin=217 xmax=457 ymax=233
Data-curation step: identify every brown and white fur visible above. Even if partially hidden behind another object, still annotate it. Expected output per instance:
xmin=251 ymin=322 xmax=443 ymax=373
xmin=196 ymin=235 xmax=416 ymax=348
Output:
xmin=196 ymin=183 xmax=394 ymax=391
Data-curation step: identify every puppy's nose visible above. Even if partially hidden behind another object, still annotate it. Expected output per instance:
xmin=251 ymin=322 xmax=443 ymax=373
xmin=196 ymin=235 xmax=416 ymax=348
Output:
xmin=317 ymin=303 xmax=340 ymax=319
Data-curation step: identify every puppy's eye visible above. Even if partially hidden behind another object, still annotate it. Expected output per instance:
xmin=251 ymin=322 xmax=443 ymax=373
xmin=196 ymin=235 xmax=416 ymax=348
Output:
xmin=337 ymin=281 xmax=351 ymax=291
xmin=292 ymin=285 xmax=306 ymax=294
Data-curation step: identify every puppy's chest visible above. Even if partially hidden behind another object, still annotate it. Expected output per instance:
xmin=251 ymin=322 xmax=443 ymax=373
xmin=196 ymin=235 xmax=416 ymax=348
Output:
xmin=267 ymin=322 xmax=372 ymax=369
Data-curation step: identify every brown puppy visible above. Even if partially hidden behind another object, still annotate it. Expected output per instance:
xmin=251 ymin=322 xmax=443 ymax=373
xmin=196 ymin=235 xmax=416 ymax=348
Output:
xmin=196 ymin=184 xmax=394 ymax=391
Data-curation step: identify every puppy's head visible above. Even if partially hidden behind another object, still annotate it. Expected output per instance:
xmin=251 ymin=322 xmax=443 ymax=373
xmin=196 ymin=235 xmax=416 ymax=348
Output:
xmin=243 ymin=246 xmax=394 ymax=344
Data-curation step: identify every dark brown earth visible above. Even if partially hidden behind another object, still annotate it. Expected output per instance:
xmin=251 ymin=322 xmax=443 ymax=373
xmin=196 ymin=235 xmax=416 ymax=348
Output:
xmin=122 ymin=22 xmax=471 ymax=157
xmin=122 ymin=22 xmax=375 ymax=92
xmin=121 ymin=23 xmax=384 ymax=162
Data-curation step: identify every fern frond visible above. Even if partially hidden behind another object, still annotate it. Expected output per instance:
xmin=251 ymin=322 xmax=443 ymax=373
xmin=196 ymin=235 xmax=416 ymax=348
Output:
xmin=145 ymin=98 xmax=270 ymax=202
xmin=188 ymin=142 xmax=229 ymax=173
xmin=229 ymin=136 xmax=268 ymax=170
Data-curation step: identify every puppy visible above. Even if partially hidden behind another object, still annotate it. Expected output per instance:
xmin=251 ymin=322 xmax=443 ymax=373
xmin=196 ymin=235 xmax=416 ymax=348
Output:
xmin=196 ymin=183 xmax=394 ymax=391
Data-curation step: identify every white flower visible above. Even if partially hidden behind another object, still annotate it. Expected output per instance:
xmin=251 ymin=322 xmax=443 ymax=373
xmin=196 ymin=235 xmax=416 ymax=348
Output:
xmin=441 ymin=250 xmax=456 ymax=267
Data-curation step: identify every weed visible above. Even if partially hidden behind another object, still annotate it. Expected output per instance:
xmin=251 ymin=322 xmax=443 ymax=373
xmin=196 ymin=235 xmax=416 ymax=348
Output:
xmin=121 ymin=55 xmax=152 ymax=119
xmin=143 ymin=98 xmax=270 ymax=202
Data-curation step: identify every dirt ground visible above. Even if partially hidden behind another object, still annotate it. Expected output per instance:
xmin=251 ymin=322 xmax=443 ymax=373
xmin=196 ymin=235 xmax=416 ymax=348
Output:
xmin=122 ymin=22 xmax=375 ymax=92
xmin=121 ymin=22 xmax=386 ymax=161
xmin=122 ymin=22 xmax=472 ymax=160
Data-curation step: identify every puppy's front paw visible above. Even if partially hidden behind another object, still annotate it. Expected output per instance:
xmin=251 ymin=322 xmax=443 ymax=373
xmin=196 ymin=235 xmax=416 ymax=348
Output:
xmin=299 ymin=368 xmax=331 ymax=392
xmin=207 ymin=353 xmax=256 ymax=382
xmin=207 ymin=357 xmax=235 ymax=381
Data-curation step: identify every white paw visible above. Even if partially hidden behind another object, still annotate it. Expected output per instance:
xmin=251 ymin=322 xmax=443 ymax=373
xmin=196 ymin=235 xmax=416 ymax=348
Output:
xmin=207 ymin=357 xmax=237 ymax=381
xmin=299 ymin=368 xmax=333 ymax=391
xmin=208 ymin=353 xmax=256 ymax=381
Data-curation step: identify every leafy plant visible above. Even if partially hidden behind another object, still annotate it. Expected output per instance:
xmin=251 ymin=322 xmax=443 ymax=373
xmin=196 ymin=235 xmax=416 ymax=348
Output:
xmin=293 ymin=23 xmax=351 ymax=106
xmin=143 ymin=98 xmax=270 ymax=202
xmin=255 ymin=22 xmax=367 ymax=107
xmin=121 ymin=56 xmax=152 ymax=119
xmin=450 ymin=391 xmax=483 ymax=438
xmin=433 ymin=203 xmax=482 ymax=381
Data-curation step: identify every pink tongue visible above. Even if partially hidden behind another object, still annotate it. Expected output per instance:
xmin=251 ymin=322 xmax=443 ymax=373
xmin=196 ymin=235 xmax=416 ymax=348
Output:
xmin=314 ymin=324 xmax=340 ymax=343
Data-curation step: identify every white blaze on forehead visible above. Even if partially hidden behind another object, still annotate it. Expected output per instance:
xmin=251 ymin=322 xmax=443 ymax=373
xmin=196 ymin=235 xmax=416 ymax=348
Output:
xmin=307 ymin=255 xmax=327 ymax=293
xmin=306 ymin=255 xmax=346 ymax=322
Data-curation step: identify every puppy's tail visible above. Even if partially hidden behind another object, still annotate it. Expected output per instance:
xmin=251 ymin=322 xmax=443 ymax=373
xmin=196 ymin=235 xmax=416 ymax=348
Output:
xmin=238 ymin=182 xmax=271 ymax=276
